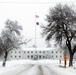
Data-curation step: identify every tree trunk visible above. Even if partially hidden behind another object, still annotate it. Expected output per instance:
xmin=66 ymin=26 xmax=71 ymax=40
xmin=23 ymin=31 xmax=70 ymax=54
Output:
xmin=69 ymin=53 xmax=73 ymax=66
xmin=2 ymin=51 xmax=8 ymax=67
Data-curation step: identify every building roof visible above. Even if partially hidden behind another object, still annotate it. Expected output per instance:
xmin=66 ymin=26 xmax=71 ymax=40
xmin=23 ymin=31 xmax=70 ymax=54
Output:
xmin=21 ymin=48 xmax=56 ymax=51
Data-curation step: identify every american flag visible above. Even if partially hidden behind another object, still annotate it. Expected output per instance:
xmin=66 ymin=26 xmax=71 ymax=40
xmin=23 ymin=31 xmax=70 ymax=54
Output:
xmin=35 ymin=15 xmax=39 ymax=18
xmin=35 ymin=15 xmax=39 ymax=25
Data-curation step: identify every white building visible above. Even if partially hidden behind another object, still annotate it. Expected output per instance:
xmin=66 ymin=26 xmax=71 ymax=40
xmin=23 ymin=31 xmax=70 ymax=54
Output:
xmin=7 ymin=48 xmax=64 ymax=60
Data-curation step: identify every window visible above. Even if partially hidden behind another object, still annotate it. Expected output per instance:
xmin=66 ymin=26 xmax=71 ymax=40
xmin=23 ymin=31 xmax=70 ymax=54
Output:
xmin=60 ymin=56 xmax=62 ymax=58
xmin=39 ymin=55 xmax=41 ymax=58
xmin=36 ymin=51 xmax=37 ymax=53
xmin=19 ymin=51 xmax=21 ymax=53
xmin=56 ymin=51 xmax=57 ymax=53
xmin=39 ymin=51 xmax=41 ymax=53
xmin=43 ymin=51 xmax=45 ymax=53
xmin=56 ymin=55 xmax=58 ymax=58
xmin=15 ymin=56 xmax=17 ymax=58
xmin=24 ymin=51 xmax=25 ymax=53
xmin=19 ymin=56 xmax=21 ymax=58
xmin=11 ymin=51 xmax=12 ymax=53
xmin=15 ymin=51 xmax=16 ymax=53
xmin=11 ymin=56 xmax=12 ymax=58
xmin=47 ymin=51 xmax=49 ymax=53
xmin=43 ymin=56 xmax=45 ymax=58
xmin=28 ymin=56 xmax=29 ymax=58
xmin=31 ymin=51 xmax=33 ymax=53
xmin=52 ymin=55 xmax=53 ymax=57
xmin=52 ymin=51 xmax=53 ymax=53
xmin=28 ymin=51 xmax=29 ymax=53
xmin=31 ymin=55 xmax=33 ymax=58
xmin=60 ymin=51 xmax=62 ymax=53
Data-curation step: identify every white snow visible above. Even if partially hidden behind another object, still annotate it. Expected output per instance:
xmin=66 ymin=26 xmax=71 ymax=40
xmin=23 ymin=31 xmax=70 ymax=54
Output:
xmin=0 ymin=59 xmax=76 ymax=75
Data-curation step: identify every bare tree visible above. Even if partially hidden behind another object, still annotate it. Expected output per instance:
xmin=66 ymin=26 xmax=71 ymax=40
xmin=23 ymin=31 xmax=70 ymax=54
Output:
xmin=42 ymin=4 xmax=76 ymax=66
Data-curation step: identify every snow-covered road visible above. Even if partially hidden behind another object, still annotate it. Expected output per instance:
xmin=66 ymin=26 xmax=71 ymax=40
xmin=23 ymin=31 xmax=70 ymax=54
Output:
xmin=0 ymin=64 xmax=57 ymax=75
xmin=0 ymin=60 xmax=76 ymax=75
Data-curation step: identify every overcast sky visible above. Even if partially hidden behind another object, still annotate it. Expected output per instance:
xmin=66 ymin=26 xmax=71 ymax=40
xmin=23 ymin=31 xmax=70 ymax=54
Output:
xmin=0 ymin=0 xmax=76 ymax=48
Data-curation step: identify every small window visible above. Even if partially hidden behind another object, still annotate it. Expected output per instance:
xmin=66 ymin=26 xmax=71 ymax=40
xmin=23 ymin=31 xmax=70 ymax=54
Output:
xmin=60 ymin=56 xmax=62 ymax=58
xmin=19 ymin=51 xmax=21 ymax=53
xmin=11 ymin=56 xmax=12 ymax=58
xmin=39 ymin=51 xmax=41 ymax=53
xmin=15 ymin=56 xmax=17 ymax=58
xmin=28 ymin=51 xmax=29 ymax=53
xmin=28 ymin=56 xmax=29 ymax=58
xmin=60 ymin=51 xmax=62 ymax=53
xmin=52 ymin=55 xmax=53 ymax=57
xmin=43 ymin=51 xmax=45 ymax=53
xmin=43 ymin=56 xmax=45 ymax=58
xmin=56 ymin=56 xmax=58 ymax=58
xmin=39 ymin=55 xmax=41 ymax=58
xmin=52 ymin=51 xmax=53 ymax=53
xmin=24 ymin=51 xmax=26 ymax=53
xmin=19 ymin=56 xmax=21 ymax=58
xmin=31 ymin=51 xmax=33 ymax=53
xmin=36 ymin=51 xmax=37 ymax=53
xmin=11 ymin=51 xmax=12 ymax=53
xmin=56 ymin=51 xmax=57 ymax=53
xmin=31 ymin=55 xmax=33 ymax=58
xmin=15 ymin=51 xmax=16 ymax=53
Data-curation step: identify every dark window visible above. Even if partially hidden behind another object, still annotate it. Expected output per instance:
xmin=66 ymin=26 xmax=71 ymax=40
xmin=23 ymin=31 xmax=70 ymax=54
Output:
xmin=15 ymin=56 xmax=17 ymax=58
xmin=60 ymin=56 xmax=62 ymax=58
xmin=43 ymin=51 xmax=45 ymax=53
xmin=28 ymin=56 xmax=29 ymax=58
xmin=31 ymin=55 xmax=33 ymax=58
xmin=11 ymin=51 xmax=12 ymax=53
xmin=39 ymin=51 xmax=41 ymax=53
xmin=56 ymin=56 xmax=58 ymax=58
xmin=36 ymin=51 xmax=37 ymax=53
xmin=60 ymin=51 xmax=62 ymax=53
xmin=19 ymin=51 xmax=21 ymax=53
xmin=39 ymin=55 xmax=41 ymax=58
xmin=28 ymin=51 xmax=29 ymax=53
xmin=56 ymin=51 xmax=57 ymax=53
xmin=15 ymin=51 xmax=16 ymax=53
xmin=52 ymin=55 xmax=53 ymax=57
xmin=11 ymin=56 xmax=12 ymax=58
xmin=31 ymin=51 xmax=33 ymax=53
xmin=19 ymin=56 xmax=21 ymax=58
xmin=24 ymin=51 xmax=26 ymax=53
xmin=52 ymin=51 xmax=53 ymax=53
xmin=43 ymin=56 xmax=45 ymax=58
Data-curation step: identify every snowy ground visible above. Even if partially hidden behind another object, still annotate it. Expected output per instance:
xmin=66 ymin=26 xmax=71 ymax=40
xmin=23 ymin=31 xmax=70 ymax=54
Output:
xmin=0 ymin=59 xmax=76 ymax=75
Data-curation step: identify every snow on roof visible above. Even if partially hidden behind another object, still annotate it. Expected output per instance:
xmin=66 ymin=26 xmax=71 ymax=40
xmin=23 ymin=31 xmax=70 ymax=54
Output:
xmin=21 ymin=48 xmax=56 ymax=51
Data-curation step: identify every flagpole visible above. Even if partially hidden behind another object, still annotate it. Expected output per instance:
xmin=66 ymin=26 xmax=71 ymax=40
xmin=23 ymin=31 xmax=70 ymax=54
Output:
xmin=34 ymin=13 xmax=39 ymax=60
xmin=34 ymin=12 xmax=37 ymax=60
xmin=35 ymin=12 xmax=36 ymax=51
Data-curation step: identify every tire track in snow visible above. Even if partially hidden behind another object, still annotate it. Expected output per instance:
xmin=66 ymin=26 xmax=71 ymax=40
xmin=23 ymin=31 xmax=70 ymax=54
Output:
xmin=44 ymin=65 xmax=57 ymax=75
xmin=24 ymin=65 xmax=39 ymax=75
xmin=38 ymin=65 xmax=57 ymax=75
xmin=40 ymin=65 xmax=52 ymax=75
xmin=37 ymin=65 xmax=44 ymax=75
